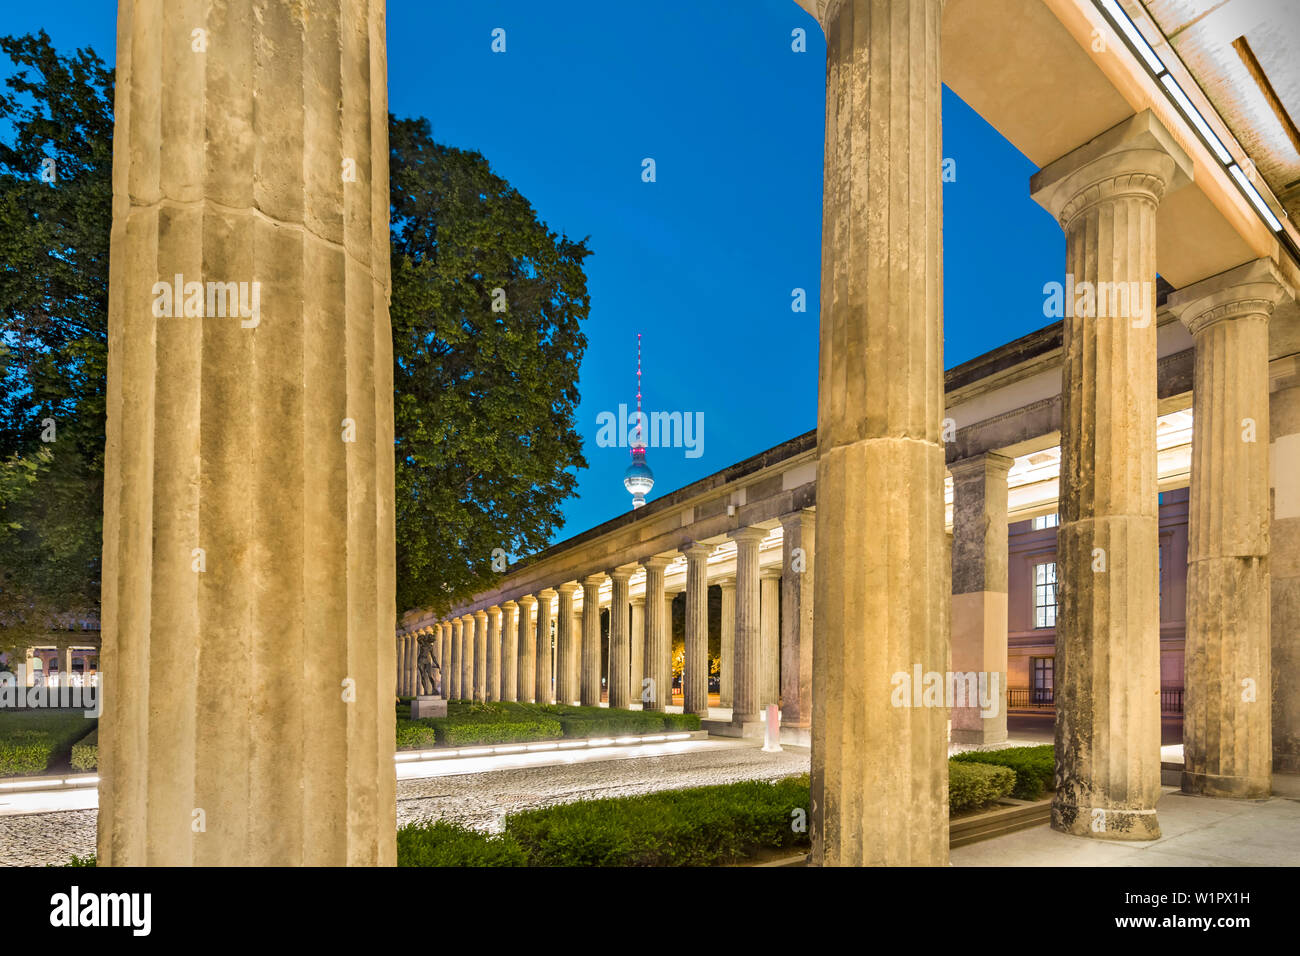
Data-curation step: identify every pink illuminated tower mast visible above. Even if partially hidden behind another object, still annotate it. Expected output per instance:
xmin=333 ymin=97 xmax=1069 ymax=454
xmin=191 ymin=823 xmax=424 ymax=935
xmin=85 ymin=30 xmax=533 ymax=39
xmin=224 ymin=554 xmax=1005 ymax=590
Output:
xmin=623 ymin=333 xmax=654 ymax=509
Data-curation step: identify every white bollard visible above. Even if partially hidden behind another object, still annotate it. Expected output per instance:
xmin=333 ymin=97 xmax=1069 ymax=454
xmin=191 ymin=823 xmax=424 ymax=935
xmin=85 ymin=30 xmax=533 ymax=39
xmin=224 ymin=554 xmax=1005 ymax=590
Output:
xmin=762 ymin=702 xmax=783 ymax=753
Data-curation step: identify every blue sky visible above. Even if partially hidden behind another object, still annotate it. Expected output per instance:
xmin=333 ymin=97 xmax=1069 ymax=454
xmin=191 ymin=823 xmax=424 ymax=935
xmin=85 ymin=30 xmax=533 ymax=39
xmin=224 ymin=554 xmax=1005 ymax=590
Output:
xmin=3 ymin=0 xmax=1065 ymax=544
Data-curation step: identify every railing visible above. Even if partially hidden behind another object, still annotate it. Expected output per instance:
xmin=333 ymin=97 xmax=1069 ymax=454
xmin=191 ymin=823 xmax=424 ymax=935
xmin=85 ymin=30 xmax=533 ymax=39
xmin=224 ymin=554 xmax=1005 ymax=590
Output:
xmin=1008 ymin=686 xmax=1185 ymax=714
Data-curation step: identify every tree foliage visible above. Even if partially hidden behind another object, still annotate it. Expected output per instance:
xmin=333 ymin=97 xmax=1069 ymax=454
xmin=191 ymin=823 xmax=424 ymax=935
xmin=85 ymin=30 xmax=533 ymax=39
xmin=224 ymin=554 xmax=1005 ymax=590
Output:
xmin=0 ymin=32 xmax=113 ymax=654
xmin=390 ymin=117 xmax=590 ymax=615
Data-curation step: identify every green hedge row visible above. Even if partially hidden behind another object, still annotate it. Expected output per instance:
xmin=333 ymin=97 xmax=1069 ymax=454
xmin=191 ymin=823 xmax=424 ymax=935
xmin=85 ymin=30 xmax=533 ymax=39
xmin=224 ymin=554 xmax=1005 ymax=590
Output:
xmin=0 ymin=712 xmax=98 ymax=776
xmin=395 ymin=701 xmax=701 ymax=751
xmin=951 ymin=745 xmax=1055 ymax=800
xmin=398 ymin=776 xmax=811 ymax=867
xmin=70 ymin=728 xmax=98 ymax=772
xmin=949 ymin=762 xmax=1017 ymax=812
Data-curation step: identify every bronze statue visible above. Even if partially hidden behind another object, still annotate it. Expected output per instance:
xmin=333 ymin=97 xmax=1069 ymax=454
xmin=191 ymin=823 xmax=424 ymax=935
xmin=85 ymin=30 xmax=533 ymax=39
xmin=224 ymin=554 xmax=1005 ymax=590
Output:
xmin=416 ymin=635 xmax=441 ymax=697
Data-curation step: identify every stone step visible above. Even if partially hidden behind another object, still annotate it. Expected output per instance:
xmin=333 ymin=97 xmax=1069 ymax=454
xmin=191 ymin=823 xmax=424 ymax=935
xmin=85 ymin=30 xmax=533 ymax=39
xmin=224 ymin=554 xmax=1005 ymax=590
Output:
xmin=949 ymin=796 xmax=1052 ymax=848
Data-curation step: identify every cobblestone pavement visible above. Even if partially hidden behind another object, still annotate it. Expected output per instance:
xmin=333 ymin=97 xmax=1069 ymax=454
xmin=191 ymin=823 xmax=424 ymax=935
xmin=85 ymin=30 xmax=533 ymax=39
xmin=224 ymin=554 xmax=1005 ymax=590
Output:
xmin=0 ymin=743 xmax=810 ymax=866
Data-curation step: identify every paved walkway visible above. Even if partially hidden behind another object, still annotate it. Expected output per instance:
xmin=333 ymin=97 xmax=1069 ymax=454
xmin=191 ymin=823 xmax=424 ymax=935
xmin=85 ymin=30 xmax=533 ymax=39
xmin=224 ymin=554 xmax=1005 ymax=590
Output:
xmin=0 ymin=739 xmax=810 ymax=866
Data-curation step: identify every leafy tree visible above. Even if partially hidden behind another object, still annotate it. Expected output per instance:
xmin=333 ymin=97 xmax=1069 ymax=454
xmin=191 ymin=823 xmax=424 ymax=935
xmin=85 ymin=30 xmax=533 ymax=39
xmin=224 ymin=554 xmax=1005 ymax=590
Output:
xmin=0 ymin=35 xmax=593 ymax=636
xmin=0 ymin=32 xmax=112 ymax=656
xmin=390 ymin=117 xmax=591 ymax=615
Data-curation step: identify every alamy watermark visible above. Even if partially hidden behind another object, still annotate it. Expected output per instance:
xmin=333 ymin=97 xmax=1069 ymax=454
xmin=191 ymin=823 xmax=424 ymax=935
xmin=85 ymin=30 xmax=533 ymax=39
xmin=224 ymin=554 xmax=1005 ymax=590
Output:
xmin=1042 ymin=275 xmax=1154 ymax=327
xmin=152 ymin=274 xmax=261 ymax=328
xmin=891 ymin=665 xmax=1001 ymax=718
xmin=595 ymin=405 xmax=704 ymax=459
xmin=0 ymin=665 xmax=101 ymax=717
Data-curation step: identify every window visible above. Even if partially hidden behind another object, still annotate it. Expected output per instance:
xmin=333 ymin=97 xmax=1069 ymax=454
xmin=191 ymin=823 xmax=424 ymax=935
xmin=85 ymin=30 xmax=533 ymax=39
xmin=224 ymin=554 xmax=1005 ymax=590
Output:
xmin=1031 ymin=657 xmax=1054 ymax=705
xmin=1033 ymin=562 xmax=1058 ymax=628
xmin=1032 ymin=513 xmax=1059 ymax=530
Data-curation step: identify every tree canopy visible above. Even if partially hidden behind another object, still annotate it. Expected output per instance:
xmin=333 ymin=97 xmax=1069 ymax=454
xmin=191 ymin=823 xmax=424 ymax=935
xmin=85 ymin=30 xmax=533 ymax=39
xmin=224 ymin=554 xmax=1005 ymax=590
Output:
xmin=0 ymin=33 xmax=593 ymax=650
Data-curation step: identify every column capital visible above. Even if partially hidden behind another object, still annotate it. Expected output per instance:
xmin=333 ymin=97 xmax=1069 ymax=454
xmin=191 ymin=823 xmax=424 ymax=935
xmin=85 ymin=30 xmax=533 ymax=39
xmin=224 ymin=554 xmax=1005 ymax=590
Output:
xmin=556 ymin=581 xmax=579 ymax=595
xmin=487 ymin=605 xmax=502 ymax=620
xmin=608 ymin=565 xmax=636 ymax=583
xmin=727 ymin=527 xmax=767 ymax=545
xmin=949 ymin=451 xmax=1014 ymax=483
xmin=500 ymin=599 xmax=518 ymax=611
xmin=684 ymin=541 xmax=716 ymax=558
xmin=538 ymin=587 xmax=558 ymax=600
xmin=760 ymin=568 xmax=783 ymax=581
xmin=641 ymin=554 xmax=674 ymax=572
xmin=630 ymin=594 xmax=646 ymax=607
xmin=1167 ymin=258 xmax=1290 ymax=337
xmin=779 ymin=507 xmax=816 ymax=530
xmin=473 ymin=609 xmax=488 ymax=622
xmin=1031 ymin=110 xmax=1193 ymax=229
xmin=794 ymin=0 xmax=844 ymax=31
xmin=517 ymin=594 xmax=537 ymax=607
xmin=583 ymin=572 xmax=608 ymax=588
xmin=716 ymin=576 xmax=736 ymax=590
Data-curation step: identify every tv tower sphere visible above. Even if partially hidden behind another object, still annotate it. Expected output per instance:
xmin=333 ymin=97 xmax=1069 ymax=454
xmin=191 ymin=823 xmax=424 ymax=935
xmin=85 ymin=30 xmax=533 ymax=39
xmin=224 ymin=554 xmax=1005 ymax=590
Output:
xmin=624 ymin=334 xmax=654 ymax=509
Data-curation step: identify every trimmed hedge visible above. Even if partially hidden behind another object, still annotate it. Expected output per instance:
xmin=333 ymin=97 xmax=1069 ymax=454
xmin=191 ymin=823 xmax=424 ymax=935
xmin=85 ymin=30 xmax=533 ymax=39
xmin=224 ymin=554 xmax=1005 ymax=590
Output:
xmin=397 ymin=821 xmax=527 ymax=867
xmin=949 ymin=762 xmax=1017 ymax=812
xmin=70 ymin=727 xmax=98 ymax=772
xmin=951 ymin=745 xmax=1054 ymax=800
xmin=395 ymin=701 xmax=702 ymax=751
xmin=0 ymin=712 xmax=98 ymax=776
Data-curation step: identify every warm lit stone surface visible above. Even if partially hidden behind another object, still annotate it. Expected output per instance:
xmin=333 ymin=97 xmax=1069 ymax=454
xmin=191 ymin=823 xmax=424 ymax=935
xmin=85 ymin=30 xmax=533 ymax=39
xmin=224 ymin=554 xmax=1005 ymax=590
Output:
xmin=759 ymin=571 xmax=781 ymax=711
xmin=729 ymin=529 xmax=766 ymax=729
xmin=516 ymin=596 xmax=536 ymax=704
xmin=608 ymin=569 xmax=634 ymax=709
xmin=1273 ymin=357 xmax=1300 ymax=773
xmin=810 ymin=0 xmax=949 ymax=866
xmin=1032 ymin=110 xmax=1192 ymax=841
xmin=718 ymin=578 xmax=735 ymax=709
xmin=1169 ymin=260 xmax=1285 ymax=798
xmin=500 ymin=602 xmax=518 ymax=703
xmin=98 ymin=0 xmax=395 ymax=865
xmin=535 ymin=590 xmax=555 ymax=705
xmin=556 ymin=584 xmax=579 ymax=706
xmin=581 ymin=576 xmax=605 ymax=706
xmin=642 ymin=558 xmax=672 ymax=711
xmin=780 ymin=510 xmax=814 ymax=728
xmin=949 ymin=454 xmax=1012 ymax=745
xmin=486 ymin=607 xmax=501 ymax=702
xmin=683 ymin=544 xmax=712 ymax=717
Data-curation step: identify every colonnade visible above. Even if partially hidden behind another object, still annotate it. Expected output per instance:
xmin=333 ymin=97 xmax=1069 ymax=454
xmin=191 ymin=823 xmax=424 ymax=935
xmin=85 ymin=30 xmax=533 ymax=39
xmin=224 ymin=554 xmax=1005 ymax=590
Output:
xmin=399 ymin=521 xmax=816 ymax=732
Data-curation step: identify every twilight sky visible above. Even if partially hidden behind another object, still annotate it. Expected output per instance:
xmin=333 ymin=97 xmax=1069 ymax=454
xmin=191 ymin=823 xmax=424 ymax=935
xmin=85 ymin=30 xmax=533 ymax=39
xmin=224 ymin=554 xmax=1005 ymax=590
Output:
xmin=3 ymin=0 xmax=1065 ymax=544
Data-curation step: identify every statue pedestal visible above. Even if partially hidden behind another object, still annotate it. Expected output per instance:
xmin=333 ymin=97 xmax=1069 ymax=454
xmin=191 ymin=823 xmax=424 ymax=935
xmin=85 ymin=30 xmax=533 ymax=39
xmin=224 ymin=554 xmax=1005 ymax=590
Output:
xmin=410 ymin=696 xmax=447 ymax=720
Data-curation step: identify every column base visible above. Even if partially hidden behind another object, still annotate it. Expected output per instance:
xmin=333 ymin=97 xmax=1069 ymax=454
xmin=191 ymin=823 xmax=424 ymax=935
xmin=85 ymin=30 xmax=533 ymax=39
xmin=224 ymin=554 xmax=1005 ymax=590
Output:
xmin=950 ymin=728 xmax=1009 ymax=746
xmin=1181 ymin=770 xmax=1271 ymax=800
xmin=1050 ymin=799 xmax=1161 ymax=840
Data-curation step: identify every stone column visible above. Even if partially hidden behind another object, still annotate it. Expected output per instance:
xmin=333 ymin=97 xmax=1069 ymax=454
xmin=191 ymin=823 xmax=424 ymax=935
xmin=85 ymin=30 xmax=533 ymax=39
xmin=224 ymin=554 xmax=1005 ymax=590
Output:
xmin=780 ymin=510 xmax=815 ymax=727
xmin=97 ymin=0 xmax=395 ymax=867
xmin=665 ymin=588 xmax=681 ymax=706
xmin=517 ymin=596 xmax=536 ymax=703
xmin=486 ymin=607 xmax=501 ymax=701
xmin=581 ymin=575 xmax=606 ymax=706
xmin=629 ymin=596 xmax=645 ymax=708
xmin=472 ymin=610 xmax=488 ymax=702
xmin=718 ymin=579 xmax=735 ymax=709
xmin=810 ymin=0 xmax=948 ymax=867
xmin=729 ymin=529 xmax=765 ymax=729
xmin=607 ymin=568 xmax=634 ymax=709
xmin=535 ymin=589 xmax=556 ymax=705
xmin=642 ymin=557 xmax=672 ymax=711
xmin=1168 ymin=260 xmax=1287 ymax=797
xmin=1031 ymin=110 xmax=1192 ymax=841
xmin=683 ymin=542 xmax=713 ymax=717
xmin=412 ymin=633 xmax=422 ymax=696
xmin=556 ymin=584 xmax=578 ymax=705
xmin=760 ymin=570 xmax=781 ymax=710
xmin=1271 ymin=355 xmax=1300 ymax=772
xmin=396 ymin=634 xmax=405 ymax=696
xmin=500 ymin=601 xmax=518 ymax=703
xmin=450 ymin=618 xmax=463 ymax=700
xmin=457 ymin=615 xmax=472 ymax=702
xmin=948 ymin=454 xmax=1012 ymax=745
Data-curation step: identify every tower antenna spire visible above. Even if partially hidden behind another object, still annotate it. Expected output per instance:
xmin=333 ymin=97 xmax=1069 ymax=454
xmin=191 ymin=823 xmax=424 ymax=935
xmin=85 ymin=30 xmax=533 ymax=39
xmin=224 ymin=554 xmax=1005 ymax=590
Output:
xmin=623 ymin=332 xmax=654 ymax=509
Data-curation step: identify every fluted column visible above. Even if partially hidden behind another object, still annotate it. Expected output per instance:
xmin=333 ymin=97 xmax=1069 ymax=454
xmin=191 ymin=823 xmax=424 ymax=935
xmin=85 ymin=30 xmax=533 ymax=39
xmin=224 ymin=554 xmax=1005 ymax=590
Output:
xmin=1271 ymin=356 xmax=1300 ymax=772
xmin=1031 ymin=110 xmax=1192 ymax=841
xmin=535 ymin=589 xmax=556 ymax=705
xmin=396 ymin=635 xmax=405 ymax=696
xmin=556 ymin=584 xmax=579 ymax=705
xmin=642 ymin=558 xmax=672 ymax=711
xmin=471 ymin=610 xmax=487 ymax=702
xmin=630 ymin=595 xmax=646 ymax=708
xmin=97 ymin=0 xmax=395 ymax=867
xmin=949 ymin=454 xmax=1012 ymax=744
xmin=1168 ymin=260 xmax=1286 ymax=797
xmin=581 ymin=575 xmax=606 ymax=706
xmin=718 ymin=579 xmax=735 ymax=709
xmin=683 ymin=543 xmax=713 ymax=717
xmin=516 ymin=596 xmax=536 ymax=703
xmin=760 ymin=570 xmax=781 ymax=710
xmin=810 ymin=0 xmax=948 ymax=867
xmin=485 ymin=607 xmax=501 ymax=701
xmin=730 ymin=529 xmax=765 ymax=727
xmin=457 ymin=615 xmax=472 ymax=701
xmin=780 ymin=510 xmax=815 ymax=727
xmin=607 ymin=568 xmax=634 ymax=709
xmin=500 ymin=601 xmax=518 ymax=703
xmin=450 ymin=618 xmax=463 ymax=700
xmin=665 ymin=588 xmax=681 ymax=706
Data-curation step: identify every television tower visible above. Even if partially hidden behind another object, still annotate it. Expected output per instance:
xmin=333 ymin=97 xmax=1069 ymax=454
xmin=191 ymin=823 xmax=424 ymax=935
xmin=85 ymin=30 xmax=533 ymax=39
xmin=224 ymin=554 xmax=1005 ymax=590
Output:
xmin=623 ymin=333 xmax=654 ymax=509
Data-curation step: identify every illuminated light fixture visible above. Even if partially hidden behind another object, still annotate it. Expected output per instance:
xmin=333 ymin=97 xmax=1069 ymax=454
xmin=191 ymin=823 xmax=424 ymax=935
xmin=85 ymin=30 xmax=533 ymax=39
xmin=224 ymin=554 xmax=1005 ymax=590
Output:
xmin=1100 ymin=0 xmax=1164 ymax=73
xmin=1094 ymin=0 xmax=1289 ymax=242
xmin=587 ymin=737 xmax=616 ymax=747
xmin=1160 ymin=74 xmax=1232 ymax=164
xmin=458 ymin=747 xmax=494 ymax=757
xmin=1229 ymin=163 xmax=1285 ymax=231
xmin=526 ymin=742 xmax=559 ymax=752
xmin=614 ymin=736 xmax=639 ymax=745
xmin=558 ymin=740 xmax=587 ymax=750
xmin=492 ymin=745 xmax=527 ymax=754
xmin=666 ymin=733 xmax=692 ymax=741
